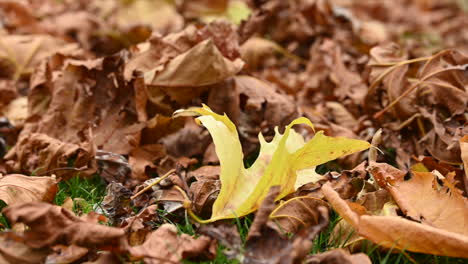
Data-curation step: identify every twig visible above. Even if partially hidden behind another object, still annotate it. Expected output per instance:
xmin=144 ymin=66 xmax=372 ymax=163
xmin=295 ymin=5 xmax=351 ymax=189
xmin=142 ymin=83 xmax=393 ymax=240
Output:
xmin=130 ymin=169 xmax=175 ymax=200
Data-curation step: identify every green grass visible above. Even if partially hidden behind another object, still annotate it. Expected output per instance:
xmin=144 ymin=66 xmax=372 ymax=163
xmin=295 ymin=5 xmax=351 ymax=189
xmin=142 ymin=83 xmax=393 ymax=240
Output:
xmin=54 ymin=175 xmax=107 ymax=215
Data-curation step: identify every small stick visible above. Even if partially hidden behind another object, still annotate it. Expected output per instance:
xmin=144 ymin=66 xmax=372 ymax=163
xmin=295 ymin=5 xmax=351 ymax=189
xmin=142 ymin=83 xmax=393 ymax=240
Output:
xmin=130 ymin=169 xmax=175 ymax=200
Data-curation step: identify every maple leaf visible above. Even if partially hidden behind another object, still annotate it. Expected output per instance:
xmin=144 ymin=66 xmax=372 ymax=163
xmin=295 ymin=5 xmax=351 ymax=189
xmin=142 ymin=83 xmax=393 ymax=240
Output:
xmin=174 ymin=105 xmax=370 ymax=222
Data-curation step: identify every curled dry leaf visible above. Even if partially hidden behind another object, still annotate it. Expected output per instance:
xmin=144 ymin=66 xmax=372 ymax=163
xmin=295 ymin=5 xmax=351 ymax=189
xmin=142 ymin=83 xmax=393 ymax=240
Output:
xmin=125 ymin=21 xmax=244 ymax=105
xmin=0 ymin=174 xmax=57 ymax=205
xmin=371 ymin=162 xmax=468 ymax=237
xmin=306 ymin=248 xmax=371 ymax=264
xmin=129 ymin=223 xmax=216 ymax=264
xmin=0 ymin=232 xmax=50 ymax=264
xmin=461 ymin=135 xmax=468 ymax=194
xmin=115 ymin=0 xmax=183 ymax=34
xmin=175 ymin=105 xmax=370 ymax=222
xmin=268 ymin=194 xmax=327 ymax=234
xmin=0 ymin=34 xmax=78 ymax=79
xmin=122 ymin=204 xmax=159 ymax=247
xmin=101 ymin=182 xmax=133 ymax=225
xmin=244 ymin=186 xmax=330 ymax=264
xmin=4 ymin=133 xmax=94 ymax=178
xmin=322 ymin=182 xmax=468 ymax=258
xmin=2 ymin=202 xmax=128 ymax=251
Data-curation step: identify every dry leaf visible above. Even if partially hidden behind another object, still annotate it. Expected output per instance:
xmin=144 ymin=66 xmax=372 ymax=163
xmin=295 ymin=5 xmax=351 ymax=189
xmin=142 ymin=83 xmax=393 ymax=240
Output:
xmin=0 ymin=232 xmax=49 ymax=264
xmin=0 ymin=174 xmax=57 ymax=205
xmin=322 ymin=183 xmax=468 ymax=258
xmin=371 ymin=162 xmax=468 ymax=236
xmin=461 ymin=135 xmax=468 ymax=194
xmin=244 ymin=186 xmax=329 ymax=264
xmin=0 ymin=34 xmax=78 ymax=79
xmin=4 ymin=133 xmax=94 ymax=178
xmin=306 ymin=249 xmax=371 ymax=264
xmin=129 ymin=224 xmax=216 ymax=264
xmin=2 ymin=202 xmax=128 ymax=251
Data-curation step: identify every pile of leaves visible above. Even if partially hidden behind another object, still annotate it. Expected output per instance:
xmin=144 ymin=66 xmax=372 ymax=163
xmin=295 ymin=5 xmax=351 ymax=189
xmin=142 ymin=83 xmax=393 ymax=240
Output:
xmin=0 ymin=0 xmax=467 ymax=263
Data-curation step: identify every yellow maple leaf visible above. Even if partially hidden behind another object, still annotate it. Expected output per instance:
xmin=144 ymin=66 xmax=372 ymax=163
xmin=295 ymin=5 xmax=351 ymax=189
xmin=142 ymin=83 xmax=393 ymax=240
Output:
xmin=175 ymin=105 xmax=370 ymax=222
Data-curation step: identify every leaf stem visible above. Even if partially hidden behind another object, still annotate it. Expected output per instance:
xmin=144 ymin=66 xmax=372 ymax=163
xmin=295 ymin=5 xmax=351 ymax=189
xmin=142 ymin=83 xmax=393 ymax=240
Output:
xmin=130 ymin=169 xmax=175 ymax=200
xmin=173 ymin=185 xmax=212 ymax=224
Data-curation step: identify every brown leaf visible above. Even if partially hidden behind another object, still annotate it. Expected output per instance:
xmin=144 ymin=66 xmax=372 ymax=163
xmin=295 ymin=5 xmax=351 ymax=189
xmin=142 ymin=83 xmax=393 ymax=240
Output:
xmin=125 ymin=21 xmax=243 ymax=104
xmin=4 ymin=133 xmax=94 ymax=178
xmin=306 ymin=249 xmax=371 ymax=264
xmin=147 ymin=39 xmax=244 ymax=104
xmin=129 ymin=144 xmax=165 ymax=183
xmin=101 ymin=182 xmax=133 ymax=225
xmin=122 ymin=205 xmax=159 ymax=247
xmin=0 ymin=174 xmax=57 ymax=205
xmin=322 ymin=183 xmax=468 ymax=258
xmin=2 ymin=202 xmax=129 ymax=251
xmin=0 ymin=232 xmax=49 ymax=264
xmin=25 ymin=53 xmax=144 ymax=155
xmin=189 ymin=178 xmax=220 ymax=217
xmin=461 ymin=135 xmax=468 ymax=195
xmin=244 ymin=186 xmax=329 ymax=264
xmin=129 ymin=224 xmax=216 ymax=264
xmin=96 ymin=150 xmax=131 ymax=184
xmin=45 ymin=244 xmax=89 ymax=264
xmin=375 ymin=165 xmax=468 ymax=236
xmin=0 ymin=34 xmax=78 ymax=79
xmin=367 ymin=161 xmax=406 ymax=188
xmin=269 ymin=194 xmax=328 ymax=234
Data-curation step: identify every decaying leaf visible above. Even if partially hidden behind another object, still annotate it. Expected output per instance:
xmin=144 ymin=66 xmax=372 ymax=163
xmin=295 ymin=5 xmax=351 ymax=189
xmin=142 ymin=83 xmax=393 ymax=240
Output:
xmin=2 ymin=202 xmax=128 ymax=250
xmin=0 ymin=174 xmax=57 ymax=205
xmin=0 ymin=232 xmax=50 ymax=264
xmin=322 ymin=182 xmax=468 ymax=258
xmin=129 ymin=223 xmax=216 ymax=264
xmin=0 ymin=34 xmax=78 ymax=79
xmin=371 ymin=162 xmax=468 ymax=236
xmin=175 ymin=105 xmax=370 ymax=222
xmin=4 ymin=133 xmax=95 ymax=178
xmin=244 ymin=186 xmax=329 ymax=264
xmin=305 ymin=249 xmax=371 ymax=264
xmin=460 ymin=135 xmax=468 ymax=194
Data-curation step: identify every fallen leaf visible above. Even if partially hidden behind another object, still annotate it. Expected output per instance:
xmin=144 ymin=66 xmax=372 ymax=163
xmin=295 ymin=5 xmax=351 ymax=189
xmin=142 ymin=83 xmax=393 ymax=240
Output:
xmin=129 ymin=224 xmax=216 ymax=264
xmin=2 ymin=202 xmax=129 ymax=251
xmin=305 ymin=249 xmax=371 ymax=264
xmin=371 ymin=163 xmax=468 ymax=236
xmin=45 ymin=244 xmax=89 ymax=264
xmin=175 ymin=105 xmax=370 ymax=222
xmin=122 ymin=204 xmax=159 ymax=246
xmin=244 ymin=186 xmax=329 ymax=264
xmin=461 ymin=135 xmax=468 ymax=194
xmin=0 ymin=174 xmax=57 ymax=205
xmin=0 ymin=34 xmax=78 ymax=79
xmin=96 ymin=150 xmax=131 ymax=184
xmin=4 ymin=133 xmax=94 ymax=178
xmin=101 ymin=182 xmax=133 ymax=225
xmin=0 ymin=232 xmax=49 ymax=264
xmin=322 ymin=182 xmax=468 ymax=258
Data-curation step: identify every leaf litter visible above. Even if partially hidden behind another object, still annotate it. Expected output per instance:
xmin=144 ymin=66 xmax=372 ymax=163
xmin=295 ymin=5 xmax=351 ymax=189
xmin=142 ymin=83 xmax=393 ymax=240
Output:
xmin=0 ymin=0 xmax=467 ymax=263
